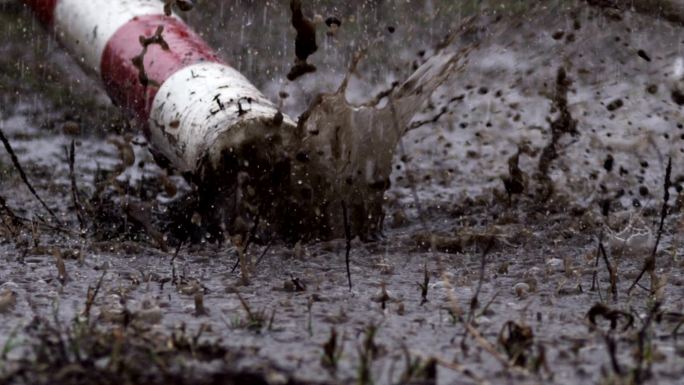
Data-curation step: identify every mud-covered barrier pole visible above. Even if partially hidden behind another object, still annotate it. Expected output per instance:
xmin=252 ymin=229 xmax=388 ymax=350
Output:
xmin=22 ymin=0 xmax=461 ymax=241
xmin=23 ymin=0 xmax=296 ymax=174
xmin=22 ymin=0 xmax=300 ymax=229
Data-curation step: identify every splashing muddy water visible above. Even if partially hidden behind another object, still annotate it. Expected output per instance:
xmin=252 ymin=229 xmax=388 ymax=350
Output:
xmin=284 ymin=47 xmax=465 ymax=239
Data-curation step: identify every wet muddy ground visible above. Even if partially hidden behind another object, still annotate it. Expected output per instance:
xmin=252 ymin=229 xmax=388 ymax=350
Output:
xmin=2 ymin=1 xmax=684 ymax=384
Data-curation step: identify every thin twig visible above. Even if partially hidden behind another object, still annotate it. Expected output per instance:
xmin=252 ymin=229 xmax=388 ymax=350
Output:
xmin=66 ymin=140 xmax=86 ymax=230
xmin=254 ymin=241 xmax=274 ymax=267
xmin=0 ymin=127 xmax=61 ymax=224
xmin=82 ymin=271 xmax=106 ymax=318
xmin=231 ymin=214 xmax=261 ymax=273
xmin=10 ymin=214 xmax=76 ymax=235
xmin=628 ymin=157 xmax=671 ymax=294
xmin=0 ymin=194 xmax=20 ymax=236
xmin=462 ymin=239 xmax=495 ymax=353
xmin=590 ymin=232 xmax=602 ymax=295
xmin=463 ymin=323 xmax=532 ymax=377
xmin=171 ymin=241 xmax=183 ymax=285
xmin=467 ymin=239 xmax=495 ymax=325
xmin=652 ymin=157 xmax=672 ymax=257
xmin=603 ymin=333 xmax=623 ymax=376
xmin=342 ymin=201 xmax=353 ymax=290
xmin=476 ymin=290 xmax=501 ymax=318
xmin=598 ymin=242 xmax=618 ymax=302
xmin=634 ymin=301 xmax=661 ymax=383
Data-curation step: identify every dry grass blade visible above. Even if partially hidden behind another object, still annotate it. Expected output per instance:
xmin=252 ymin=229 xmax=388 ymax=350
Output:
xmin=628 ymin=157 xmax=671 ymax=294
xmin=194 ymin=291 xmax=207 ymax=316
xmin=321 ymin=327 xmax=342 ymax=372
xmin=231 ymin=214 xmax=260 ymax=273
xmin=171 ymin=241 xmax=182 ymax=286
xmin=418 ymin=263 xmax=430 ymax=305
xmin=590 ymin=232 xmax=602 ymax=295
xmin=66 ymin=140 xmax=86 ymax=230
xmin=461 ymin=239 xmax=495 ymax=353
xmin=599 ymin=242 xmax=618 ymax=302
xmin=82 ymin=271 xmax=106 ymax=318
xmin=254 ymin=241 xmax=273 ymax=267
xmin=634 ymin=301 xmax=661 ymax=383
xmin=0 ymin=194 xmax=21 ymax=236
xmin=54 ymin=249 xmax=68 ymax=285
xmin=0 ymin=127 xmax=61 ymax=225
xmin=603 ymin=333 xmax=623 ymax=376
xmin=464 ymin=323 xmax=510 ymax=369
xmin=342 ymin=201 xmax=352 ymax=290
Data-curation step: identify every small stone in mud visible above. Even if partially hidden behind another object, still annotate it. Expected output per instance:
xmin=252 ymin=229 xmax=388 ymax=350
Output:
xmin=371 ymin=284 xmax=391 ymax=308
xmin=639 ymin=186 xmax=649 ymax=196
xmin=606 ymin=99 xmax=623 ymax=111
xmin=387 ymin=26 xmax=395 ymax=34
xmin=513 ymin=282 xmax=530 ymax=298
xmin=0 ymin=289 xmax=17 ymax=313
xmin=478 ymin=86 xmax=489 ymax=95
xmin=551 ymin=30 xmax=564 ymax=40
xmin=546 ymin=258 xmax=563 ymax=272
xmin=391 ymin=209 xmax=408 ymax=228
xmin=637 ymin=49 xmax=651 ymax=62
xmin=646 ymin=84 xmax=658 ymax=94
xmin=497 ymin=261 xmax=509 ymax=275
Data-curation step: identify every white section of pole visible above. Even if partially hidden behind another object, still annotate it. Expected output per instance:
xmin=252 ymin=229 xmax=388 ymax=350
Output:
xmin=54 ymin=0 xmax=169 ymax=74
xmin=149 ymin=62 xmax=296 ymax=174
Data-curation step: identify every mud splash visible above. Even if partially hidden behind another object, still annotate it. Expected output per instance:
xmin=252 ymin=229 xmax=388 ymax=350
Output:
xmin=282 ymin=46 xmax=466 ymax=240
xmin=204 ymin=28 xmax=472 ymax=242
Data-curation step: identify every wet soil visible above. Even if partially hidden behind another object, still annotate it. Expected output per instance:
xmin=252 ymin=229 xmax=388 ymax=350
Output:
xmin=1 ymin=1 xmax=684 ymax=384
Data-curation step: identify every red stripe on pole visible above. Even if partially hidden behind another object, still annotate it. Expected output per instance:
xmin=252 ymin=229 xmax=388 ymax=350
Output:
xmin=22 ymin=0 xmax=58 ymax=25
xmin=100 ymin=14 xmax=223 ymax=126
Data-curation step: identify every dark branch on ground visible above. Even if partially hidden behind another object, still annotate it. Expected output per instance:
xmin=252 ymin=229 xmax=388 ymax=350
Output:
xmin=0 ymin=127 xmax=61 ymax=225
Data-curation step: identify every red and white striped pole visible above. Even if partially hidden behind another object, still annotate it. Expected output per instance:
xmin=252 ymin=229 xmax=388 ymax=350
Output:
xmin=23 ymin=0 xmax=296 ymax=179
